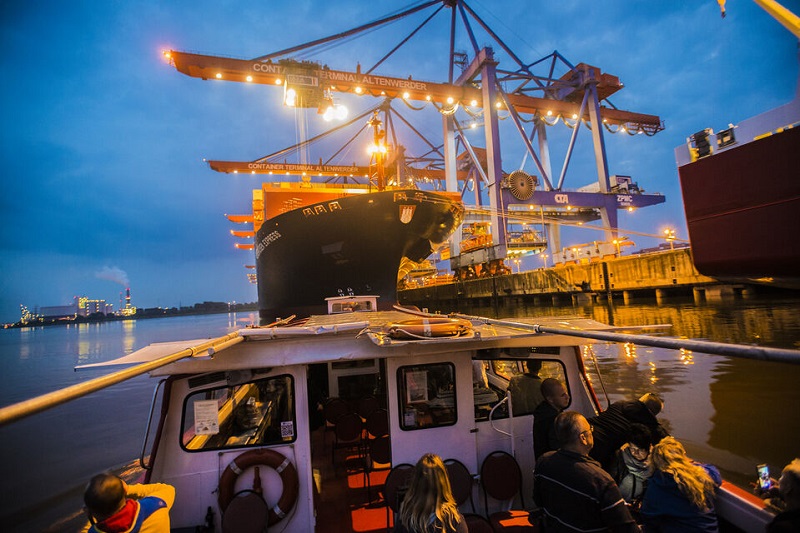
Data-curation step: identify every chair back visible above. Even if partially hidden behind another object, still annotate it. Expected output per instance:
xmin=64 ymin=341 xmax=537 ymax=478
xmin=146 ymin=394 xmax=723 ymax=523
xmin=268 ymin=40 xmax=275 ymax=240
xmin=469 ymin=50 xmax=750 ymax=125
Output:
xmin=384 ymin=463 xmax=414 ymax=513
xmin=480 ymin=451 xmax=525 ymax=508
xmin=334 ymin=412 xmax=363 ymax=443
xmin=356 ymin=395 xmax=380 ymax=419
xmin=369 ymin=435 xmax=392 ymax=465
xmin=323 ymin=398 xmax=349 ymax=425
xmin=444 ymin=458 xmax=474 ymax=511
xmin=365 ymin=408 xmax=389 ymax=438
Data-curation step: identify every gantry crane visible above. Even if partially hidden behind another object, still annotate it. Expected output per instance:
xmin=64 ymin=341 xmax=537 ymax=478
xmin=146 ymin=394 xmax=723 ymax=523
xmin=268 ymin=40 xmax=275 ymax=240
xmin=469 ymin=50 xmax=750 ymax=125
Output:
xmin=165 ymin=0 xmax=666 ymax=274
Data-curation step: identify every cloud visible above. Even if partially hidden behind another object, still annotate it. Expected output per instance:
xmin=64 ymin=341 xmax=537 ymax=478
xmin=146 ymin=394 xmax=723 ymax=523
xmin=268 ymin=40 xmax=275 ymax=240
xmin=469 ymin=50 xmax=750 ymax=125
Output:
xmin=95 ymin=266 xmax=130 ymax=287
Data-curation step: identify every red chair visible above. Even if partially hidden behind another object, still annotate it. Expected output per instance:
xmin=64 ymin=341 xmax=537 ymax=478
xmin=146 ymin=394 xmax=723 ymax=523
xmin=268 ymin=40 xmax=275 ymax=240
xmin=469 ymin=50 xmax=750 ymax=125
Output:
xmin=480 ymin=451 xmax=536 ymax=532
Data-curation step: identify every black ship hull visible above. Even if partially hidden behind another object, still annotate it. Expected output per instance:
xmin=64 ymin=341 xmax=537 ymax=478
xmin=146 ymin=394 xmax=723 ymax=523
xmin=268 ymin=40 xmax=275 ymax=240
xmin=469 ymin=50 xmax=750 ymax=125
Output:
xmin=255 ymin=189 xmax=463 ymax=323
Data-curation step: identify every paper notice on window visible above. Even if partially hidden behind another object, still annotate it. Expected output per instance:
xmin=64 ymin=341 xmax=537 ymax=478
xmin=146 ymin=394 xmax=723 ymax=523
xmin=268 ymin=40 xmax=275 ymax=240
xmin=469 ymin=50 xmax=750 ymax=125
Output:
xmin=406 ymin=371 xmax=428 ymax=403
xmin=194 ymin=400 xmax=220 ymax=435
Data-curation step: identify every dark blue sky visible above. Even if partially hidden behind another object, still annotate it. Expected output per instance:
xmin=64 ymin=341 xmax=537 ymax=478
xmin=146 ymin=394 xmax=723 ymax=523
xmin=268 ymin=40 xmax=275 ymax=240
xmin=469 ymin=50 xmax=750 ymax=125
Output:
xmin=1 ymin=1 xmax=797 ymax=322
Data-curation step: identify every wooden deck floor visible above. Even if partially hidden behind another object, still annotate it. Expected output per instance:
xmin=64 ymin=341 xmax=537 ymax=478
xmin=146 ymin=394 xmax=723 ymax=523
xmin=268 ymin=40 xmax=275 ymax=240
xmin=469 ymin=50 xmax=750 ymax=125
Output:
xmin=312 ymin=426 xmax=392 ymax=533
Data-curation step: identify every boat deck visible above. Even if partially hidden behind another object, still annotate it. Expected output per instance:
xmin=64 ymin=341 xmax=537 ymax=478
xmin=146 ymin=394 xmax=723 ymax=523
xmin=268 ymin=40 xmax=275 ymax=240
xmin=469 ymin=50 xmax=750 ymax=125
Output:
xmin=312 ymin=425 xmax=392 ymax=533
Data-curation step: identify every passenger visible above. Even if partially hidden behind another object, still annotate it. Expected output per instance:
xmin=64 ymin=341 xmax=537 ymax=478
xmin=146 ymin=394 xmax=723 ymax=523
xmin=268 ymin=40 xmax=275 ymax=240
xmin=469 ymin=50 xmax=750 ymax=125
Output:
xmin=507 ymin=360 xmax=544 ymax=416
xmin=640 ymin=436 xmax=722 ymax=532
xmin=766 ymin=458 xmax=800 ymax=533
xmin=81 ymin=473 xmax=175 ymax=533
xmin=394 ymin=453 xmax=467 ymax=533
xmin=589 ymin=392 xmax=668 ymax=471
xmin=609 ymin=423 xmax=653 ymax=508
xmin=533 ymin=411 xmax=638 ymax=532
xmin=533 ymin=378 xmax=570 ymax=458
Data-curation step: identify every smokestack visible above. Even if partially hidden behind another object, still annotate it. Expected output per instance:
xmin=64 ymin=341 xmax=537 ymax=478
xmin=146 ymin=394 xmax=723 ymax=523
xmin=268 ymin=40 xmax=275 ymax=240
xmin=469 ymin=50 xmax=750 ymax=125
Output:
xmin=126 ymin=288 xmax=131 ymax=309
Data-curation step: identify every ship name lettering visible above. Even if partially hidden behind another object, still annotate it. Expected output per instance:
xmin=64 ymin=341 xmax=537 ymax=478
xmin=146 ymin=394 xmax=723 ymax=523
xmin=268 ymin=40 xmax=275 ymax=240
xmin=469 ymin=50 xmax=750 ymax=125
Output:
xmin=554 ymin=194 xmax=569 ymax=204
xmin=255 ymin=230 xmax=282 ymax=259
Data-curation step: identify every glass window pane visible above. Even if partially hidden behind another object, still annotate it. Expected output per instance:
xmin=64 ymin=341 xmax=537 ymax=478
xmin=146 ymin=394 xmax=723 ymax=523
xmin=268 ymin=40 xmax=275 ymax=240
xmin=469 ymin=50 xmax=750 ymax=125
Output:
xmin=475 ymin=360 xmax=567 ymax=421
xmin=181 ymin=374 xmax=296 ymax=451
xmin=397 ymin=363 xmax=457 ymax=430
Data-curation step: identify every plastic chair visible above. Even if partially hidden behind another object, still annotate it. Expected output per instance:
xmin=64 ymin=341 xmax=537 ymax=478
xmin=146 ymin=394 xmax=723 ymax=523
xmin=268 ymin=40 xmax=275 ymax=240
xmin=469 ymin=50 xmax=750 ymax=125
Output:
xmin=364 ymin=435 xmax=392 ymax=502
xmin=480 ymin=451 xmax=535 ymax=532
xmin=445 ymin=458 xmax=475 ymax=513
xmin=383 ymin=463 xmax=414 ymax=531
xmin=331 ymin=412 xmax=363 ymax=466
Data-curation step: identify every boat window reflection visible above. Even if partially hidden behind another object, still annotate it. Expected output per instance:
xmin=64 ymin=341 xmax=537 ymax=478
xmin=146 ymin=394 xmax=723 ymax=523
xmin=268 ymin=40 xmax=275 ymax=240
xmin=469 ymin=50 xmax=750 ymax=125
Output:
xmin=474 ymin=359 xmax=567 ymax=420
xmin=180 ymin=375 xmax=296 ymax=451
xmin=397 ymin=363 xmax=456 ymax=430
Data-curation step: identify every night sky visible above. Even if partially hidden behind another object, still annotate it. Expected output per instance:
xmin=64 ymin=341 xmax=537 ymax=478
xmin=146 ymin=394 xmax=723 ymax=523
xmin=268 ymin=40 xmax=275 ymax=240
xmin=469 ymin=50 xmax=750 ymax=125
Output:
xmin=1 ymin=1 xmax=797 ymax=323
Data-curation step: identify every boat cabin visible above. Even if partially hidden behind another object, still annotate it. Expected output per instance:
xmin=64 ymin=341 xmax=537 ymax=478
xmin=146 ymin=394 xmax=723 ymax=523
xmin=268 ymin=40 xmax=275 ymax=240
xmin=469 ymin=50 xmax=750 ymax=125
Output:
xmin=99 ymin=310 xmax=774 ymax=532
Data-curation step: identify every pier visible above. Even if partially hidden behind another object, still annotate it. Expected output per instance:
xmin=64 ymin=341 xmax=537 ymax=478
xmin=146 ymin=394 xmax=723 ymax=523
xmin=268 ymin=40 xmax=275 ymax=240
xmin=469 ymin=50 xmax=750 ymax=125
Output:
xmin=399 ymin=248 xmax=759 ymax=309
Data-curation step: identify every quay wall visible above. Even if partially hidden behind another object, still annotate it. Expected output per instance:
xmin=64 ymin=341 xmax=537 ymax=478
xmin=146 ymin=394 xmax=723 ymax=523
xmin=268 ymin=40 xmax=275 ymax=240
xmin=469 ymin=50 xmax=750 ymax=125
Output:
xmin=398 ymin=249 xmax=746 ymax=309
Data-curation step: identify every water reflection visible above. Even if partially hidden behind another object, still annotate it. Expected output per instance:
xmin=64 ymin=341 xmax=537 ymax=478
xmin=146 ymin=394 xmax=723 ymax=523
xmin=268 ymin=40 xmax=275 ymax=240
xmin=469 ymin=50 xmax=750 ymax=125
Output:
xmin=122 ymin=319 xmax=136 ymax=355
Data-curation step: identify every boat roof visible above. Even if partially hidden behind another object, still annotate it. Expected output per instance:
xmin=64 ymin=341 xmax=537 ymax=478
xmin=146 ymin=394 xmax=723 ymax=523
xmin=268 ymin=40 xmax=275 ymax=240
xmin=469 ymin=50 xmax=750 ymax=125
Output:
xmin=74 ymin=311 xmax=623 ymax=376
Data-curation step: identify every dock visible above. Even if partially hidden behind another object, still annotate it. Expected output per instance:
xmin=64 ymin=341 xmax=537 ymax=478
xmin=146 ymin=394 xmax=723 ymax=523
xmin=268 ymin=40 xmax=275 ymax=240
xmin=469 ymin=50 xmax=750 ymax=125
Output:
xmin=399 ymin=248 xmax=761 ymax=309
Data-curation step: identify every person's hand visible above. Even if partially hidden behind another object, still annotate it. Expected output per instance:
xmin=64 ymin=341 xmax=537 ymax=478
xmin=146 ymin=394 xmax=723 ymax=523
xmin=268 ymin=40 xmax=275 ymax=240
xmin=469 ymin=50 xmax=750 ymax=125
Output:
xmin=122 ymin=481 xmax=129 ymax=495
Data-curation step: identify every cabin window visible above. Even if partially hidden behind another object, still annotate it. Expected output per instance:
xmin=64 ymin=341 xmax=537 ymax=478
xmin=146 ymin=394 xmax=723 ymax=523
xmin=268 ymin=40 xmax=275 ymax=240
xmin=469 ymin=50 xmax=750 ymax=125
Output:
xmin=180 ymin=374 xmax=296 ymax=451
xmin=474 ymin=359 xmax=567 ymax=421
xmin=397 ymin=362 xmax=457 ymax=430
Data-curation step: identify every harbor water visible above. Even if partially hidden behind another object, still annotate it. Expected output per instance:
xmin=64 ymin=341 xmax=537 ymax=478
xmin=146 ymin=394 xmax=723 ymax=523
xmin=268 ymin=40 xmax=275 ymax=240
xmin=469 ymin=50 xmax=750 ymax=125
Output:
xmin=1 ymin=296 xmax=799 ymax=532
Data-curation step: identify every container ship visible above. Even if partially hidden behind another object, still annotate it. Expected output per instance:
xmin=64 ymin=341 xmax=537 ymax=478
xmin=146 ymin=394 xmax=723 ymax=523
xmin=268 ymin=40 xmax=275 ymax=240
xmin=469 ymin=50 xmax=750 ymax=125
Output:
xmin=248 ymin=182 xmax=463 ymax=323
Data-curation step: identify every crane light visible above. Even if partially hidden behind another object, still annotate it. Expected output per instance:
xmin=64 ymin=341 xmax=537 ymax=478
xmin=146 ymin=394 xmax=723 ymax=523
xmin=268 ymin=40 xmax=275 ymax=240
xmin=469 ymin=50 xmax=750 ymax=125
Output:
xmin=246 ymin=75 xmax=253 ymax=82
xmin=284 ymin=87 xmax=297 ymax=107
xmin=403 ymin=91 xmax=410 ymax=99
xmin=215 ymin=73 xmax=222 ymax=79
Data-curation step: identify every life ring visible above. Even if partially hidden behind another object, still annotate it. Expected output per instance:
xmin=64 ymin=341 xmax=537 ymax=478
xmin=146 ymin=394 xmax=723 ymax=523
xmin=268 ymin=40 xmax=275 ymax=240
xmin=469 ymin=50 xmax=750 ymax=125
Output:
xmin=387 ymin=317 xmax=472 ymax=339
xmin=218 ymin=448 xmax=299 ymax=526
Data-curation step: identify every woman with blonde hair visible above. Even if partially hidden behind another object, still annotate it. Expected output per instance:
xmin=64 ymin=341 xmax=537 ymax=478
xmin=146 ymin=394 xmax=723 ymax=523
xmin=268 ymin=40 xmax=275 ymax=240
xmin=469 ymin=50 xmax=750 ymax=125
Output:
xmin=640 ymin=436 xmax=722 ymax=532
xmin=395 ymin=453 xmax=467 ymax=533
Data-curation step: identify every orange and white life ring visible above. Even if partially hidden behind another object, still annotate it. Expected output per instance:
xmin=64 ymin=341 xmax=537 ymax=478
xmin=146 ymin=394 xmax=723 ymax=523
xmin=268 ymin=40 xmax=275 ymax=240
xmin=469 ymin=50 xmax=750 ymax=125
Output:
xmin=218 ymin=448 xmax=299 ymax=526
xmin=387 ymin=317 xmax=473 ymax=339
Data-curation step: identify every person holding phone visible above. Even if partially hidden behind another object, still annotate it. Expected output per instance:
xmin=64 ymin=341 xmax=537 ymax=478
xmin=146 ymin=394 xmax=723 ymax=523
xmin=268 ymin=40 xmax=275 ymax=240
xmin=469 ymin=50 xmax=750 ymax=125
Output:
xmin=767 ymin=458 xmax=800 ymax=533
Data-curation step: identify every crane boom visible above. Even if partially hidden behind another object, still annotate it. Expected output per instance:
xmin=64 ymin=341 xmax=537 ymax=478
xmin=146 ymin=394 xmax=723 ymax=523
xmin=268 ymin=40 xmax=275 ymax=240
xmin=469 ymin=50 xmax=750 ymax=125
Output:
xmin=166 ymin=51 xmax=663 ymax=133
xmin=207 ymin=159 xmax=469 ymax=181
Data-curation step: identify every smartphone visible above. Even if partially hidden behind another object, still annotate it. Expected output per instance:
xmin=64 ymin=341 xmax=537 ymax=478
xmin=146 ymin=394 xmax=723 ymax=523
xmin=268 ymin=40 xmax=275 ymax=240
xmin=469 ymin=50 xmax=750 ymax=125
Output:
xmin=757 ymin=464 xmax=771 ymax=490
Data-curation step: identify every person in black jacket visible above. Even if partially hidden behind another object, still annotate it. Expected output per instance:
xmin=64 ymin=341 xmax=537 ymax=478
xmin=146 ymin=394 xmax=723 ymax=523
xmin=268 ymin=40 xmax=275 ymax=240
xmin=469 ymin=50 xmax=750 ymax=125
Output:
xmin=534 ymin=411 xmax=638 ymax=533
xmin=532 ymin=378 xmax=570 ymax=459
xmin=589 ymin=392 xmax=668 ymax=471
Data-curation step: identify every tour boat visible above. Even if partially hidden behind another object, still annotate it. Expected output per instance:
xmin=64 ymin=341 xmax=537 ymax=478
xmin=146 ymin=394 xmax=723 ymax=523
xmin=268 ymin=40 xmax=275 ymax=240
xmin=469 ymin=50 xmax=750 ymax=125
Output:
xmin=6 ymin=298 xmax=796 ymax=532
